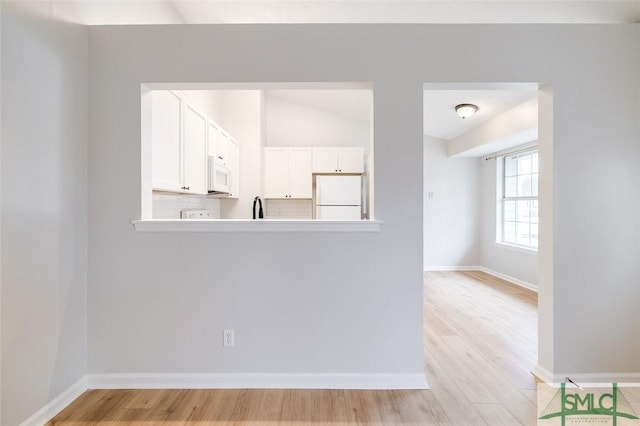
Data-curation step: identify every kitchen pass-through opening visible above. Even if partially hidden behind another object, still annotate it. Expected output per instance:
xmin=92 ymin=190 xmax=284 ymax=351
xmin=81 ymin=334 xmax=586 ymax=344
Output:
xmin=140 ymin=82 xmax=375 ymax=225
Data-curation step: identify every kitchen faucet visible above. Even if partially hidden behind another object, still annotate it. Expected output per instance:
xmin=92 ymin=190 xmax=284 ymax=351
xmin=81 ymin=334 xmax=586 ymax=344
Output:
xmin=253 ymin=196 xmax=264 ymax=219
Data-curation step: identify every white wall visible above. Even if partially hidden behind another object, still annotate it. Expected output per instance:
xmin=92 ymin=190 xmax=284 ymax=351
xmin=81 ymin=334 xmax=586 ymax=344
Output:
xmin=1 ymin=3 xmax=88 ymax=425
xmin=423 ymin=136 xmax=480 ymax=269
xmin=265 ymin=95 xmax=370 ymax=155
xmin=479 ymin=154 xmax=538 ymax=287
xmin=181 ymin=90 xmax=225 ymax=122
xmin=216 ymin=91 xmax=263 ymax=220
xmin=86 ymin=24 xmax=639 ymax=384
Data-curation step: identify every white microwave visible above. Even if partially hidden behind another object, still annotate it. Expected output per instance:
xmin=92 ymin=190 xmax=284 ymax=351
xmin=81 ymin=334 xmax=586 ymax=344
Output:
xmin=208 ymin=156 xmax=231 ymax=194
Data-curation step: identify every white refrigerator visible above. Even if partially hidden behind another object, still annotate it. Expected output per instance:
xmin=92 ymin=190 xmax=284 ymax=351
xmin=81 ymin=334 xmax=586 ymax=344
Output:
xmin=315 ymin=175 xmax=362 ymax=220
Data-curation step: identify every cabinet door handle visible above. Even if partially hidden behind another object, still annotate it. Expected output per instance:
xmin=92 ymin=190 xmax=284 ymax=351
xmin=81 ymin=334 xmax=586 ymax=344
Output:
xmin=218 ymin=156 xmax=223 ymax=160
xmin=185 ymin=186 xmax=190 ymax=190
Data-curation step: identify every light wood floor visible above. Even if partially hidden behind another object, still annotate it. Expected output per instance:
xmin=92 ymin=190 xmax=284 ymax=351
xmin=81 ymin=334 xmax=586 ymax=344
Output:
xmin=48 ymin=271 xmax=538 ymax=425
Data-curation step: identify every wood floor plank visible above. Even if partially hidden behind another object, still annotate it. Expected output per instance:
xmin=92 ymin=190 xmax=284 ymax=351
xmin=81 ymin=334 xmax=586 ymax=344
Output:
xmin=473 ymin=403 xmax=524 ymax=425
xmin=49 ymin=271 xmax=538 ymax=426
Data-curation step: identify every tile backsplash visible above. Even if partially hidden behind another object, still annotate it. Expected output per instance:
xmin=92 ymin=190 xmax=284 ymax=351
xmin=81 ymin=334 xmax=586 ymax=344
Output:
xmin=153 ymin=192 xmax=221 ymax=219
xmin=265 ymin=199 xmax=313 ymax=219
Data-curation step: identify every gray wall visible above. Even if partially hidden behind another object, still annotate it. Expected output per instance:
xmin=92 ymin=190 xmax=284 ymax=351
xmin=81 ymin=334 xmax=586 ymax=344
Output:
xmin=423 ymin=135 xmax=480 ymax=269
xmin=88 ymin=25 xmax=426 ymax=376
xmin=423 ymin=134 xmax=538 ymax=287
xmin=88 ymin=24 xmax=640 ymax=378
xmin=1 ymin=3 xmax=88 ymax=425
xmin=1 ymin=18 xmax=638 ymax=424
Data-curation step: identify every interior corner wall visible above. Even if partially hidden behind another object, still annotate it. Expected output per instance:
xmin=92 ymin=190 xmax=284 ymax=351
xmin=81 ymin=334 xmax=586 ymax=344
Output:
xmin=423 ymin=135 xmax=480 ymax=270
xmin=87 ymin=24 xmax=640 ymax=384
xmin=479 ymin=157 xmax=538 ymax=287
xmin=0 ymin=3 xmax=88 ymax=425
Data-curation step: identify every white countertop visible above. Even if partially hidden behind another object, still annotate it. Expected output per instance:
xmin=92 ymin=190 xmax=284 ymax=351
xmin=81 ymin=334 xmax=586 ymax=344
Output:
xmin=132 ymin=219 xmax=382 ymax=232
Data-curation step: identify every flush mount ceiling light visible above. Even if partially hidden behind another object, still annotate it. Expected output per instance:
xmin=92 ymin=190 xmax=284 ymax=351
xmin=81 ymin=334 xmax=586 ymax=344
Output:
xmin=455 ymin=103 xmax=478 ymax=119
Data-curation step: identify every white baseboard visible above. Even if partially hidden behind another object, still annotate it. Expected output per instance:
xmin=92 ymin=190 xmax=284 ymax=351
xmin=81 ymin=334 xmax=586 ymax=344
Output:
xmin=20 ymin=376 xmax=88 ymax=426
xmin=478 ymin=266 xmax=538 ymax=292
xmin=20 ymin=372 xmax=427 ymax=424
xmin=533 ymin=364 xmax=640 ymax=384
xmin=532 ymin=364 xmax=554 ymax=383
xmin=87 ymin=373 xmax=429 ymax=390
xmin=423 ymin=265 xmax=480 ymax=272
xmin=423 ymin=265 xmax=538 ymax=292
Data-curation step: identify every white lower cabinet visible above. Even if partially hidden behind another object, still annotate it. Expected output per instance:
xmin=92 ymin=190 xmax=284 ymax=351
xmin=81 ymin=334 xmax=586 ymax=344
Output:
xmin=264 ymin=147 xmax=312 ymax=199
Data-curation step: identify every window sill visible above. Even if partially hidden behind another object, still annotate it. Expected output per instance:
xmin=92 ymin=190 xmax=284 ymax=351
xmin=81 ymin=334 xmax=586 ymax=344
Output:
xmin=494 ymin=242 xmax=538 ymax=255
xmin=132 ymin=219 xmax=383 ymax=233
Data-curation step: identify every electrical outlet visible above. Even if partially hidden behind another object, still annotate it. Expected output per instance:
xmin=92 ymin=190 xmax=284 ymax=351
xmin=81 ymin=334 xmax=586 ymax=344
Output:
xmin=428 ymin=191 xmax=434 ymax=199
xmin=223 ymin=329 xmax=234 ymax=347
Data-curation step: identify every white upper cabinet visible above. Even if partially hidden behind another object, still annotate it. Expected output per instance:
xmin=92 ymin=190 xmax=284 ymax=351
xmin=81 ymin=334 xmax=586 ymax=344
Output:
xmin=264 ymin=148 xmax=289 ymax=198
xmin=312 ymin=148 xmax=339 ymax=173
xmin=151 ymin=91 xmax=183 ymax=192
xmin=152 ymin=91 xmax=240 ymax=197
xmin=288 ymin=148 xmax=312 ymax=198
xmin=209 ymin=120 xmax=240 ymax=198
xmin=208 ymin=120 xmax=218 ymax=160
xmin=312 ymin=147 xmax=364 ymax=173
xmin=264 ymin=147 xmax=312 ymax=199
xmin=183 ymin=104 xmax=208 ymax=194
xmin=216 ymin=129 xmax=230 ymax=167
xmin=227 ymin=138 xmax=240 ymax=199
xmin=338 ymin=147 xmax=365 ymax=173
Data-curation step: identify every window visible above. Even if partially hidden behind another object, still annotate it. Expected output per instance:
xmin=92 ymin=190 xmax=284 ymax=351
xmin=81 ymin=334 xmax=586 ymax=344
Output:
xmin=500 ymin=149 xmax=538 ymax=249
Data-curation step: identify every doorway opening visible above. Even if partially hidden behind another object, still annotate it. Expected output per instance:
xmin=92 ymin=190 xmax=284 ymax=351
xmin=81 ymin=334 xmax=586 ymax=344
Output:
xmin=422 ymin=82 xmax=554 ymax=392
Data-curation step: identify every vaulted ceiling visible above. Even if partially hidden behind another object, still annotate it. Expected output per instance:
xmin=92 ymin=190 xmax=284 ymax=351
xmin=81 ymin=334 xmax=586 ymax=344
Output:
xmin=53 ymin=1 xmax=640 ymax=25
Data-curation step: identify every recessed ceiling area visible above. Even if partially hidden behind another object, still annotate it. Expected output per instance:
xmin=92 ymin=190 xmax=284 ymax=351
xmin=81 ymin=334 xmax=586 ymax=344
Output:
xmin=423 ymin=89 xmax=537 ymax=140
xmin=51 ymin=1 xmax=640 ymax=25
